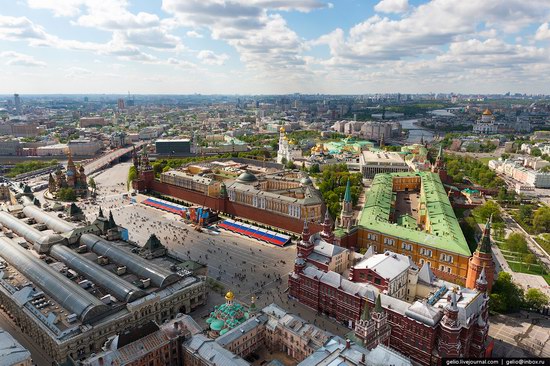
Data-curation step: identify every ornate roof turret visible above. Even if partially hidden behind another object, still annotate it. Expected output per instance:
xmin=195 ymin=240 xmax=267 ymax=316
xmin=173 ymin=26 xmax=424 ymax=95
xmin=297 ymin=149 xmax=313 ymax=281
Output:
xmin=448 ymin=290 xmax=458 ymax=312
xmin=475 ymin=266 xmax=488 ymax=293
xmin=67 ymin=151 xmax=75 ymax=170
xmin=361 ymin=302 xmax=370 ymax=321
xmin=108 ymin=210 xmax=116 ymax=228
xmin=374 ymin=294 xmax=383 ymax=313
xmin=477 ymin=215 xmax=492 ymax=254
xmin=477 ymin=266 xmax=487 ymax=285
xmin=225 ymin=291 xmax=234 ymax=301
xmin=302 ymin=218 xmax=310 ymax=239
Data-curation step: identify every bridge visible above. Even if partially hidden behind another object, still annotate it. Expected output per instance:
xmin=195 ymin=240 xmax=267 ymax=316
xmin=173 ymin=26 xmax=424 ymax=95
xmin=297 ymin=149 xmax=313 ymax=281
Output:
xmin=83 ymin=142 xmax=145 ymax=175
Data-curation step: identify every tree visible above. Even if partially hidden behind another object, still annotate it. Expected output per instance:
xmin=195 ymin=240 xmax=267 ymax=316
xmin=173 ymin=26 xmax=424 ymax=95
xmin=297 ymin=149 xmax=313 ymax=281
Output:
xmin=309 ymin=164 xmax=320 ymax=174
xmin=524 ymin=288 xmax=549 ymax=310
xmin=518 ymin=205 xmax=533 ymax=224
xmin=501 ymin=153 xmax=510 ymax=160
xmin=533 ymin=206 xmax=550 ymax=233
xmin=522 ymin=253 xmax=537 ymax=270
xmin=88 ymin=177 xmax=96 ymax=192
xmin=57 ymin=187 xmax=77 ymax=202
xmin=285 ymin=161 xmax=296 ymax=170
xmin=490 ymin=272 xmax=524 ymax=313
xmin=472 ymin=200 xmax=502 ymax=223
xmin=497 ymin=187 xmax=508 ymax=202
xmin=505 ymin=233 xmax=529 ymax=253
xmin=531 ymin=147 xmax=542 ymax=157
xmin=127 ymin=165 xmax=138 ymax=190
xmin=492 ymin=221 xmax=505 ymax=241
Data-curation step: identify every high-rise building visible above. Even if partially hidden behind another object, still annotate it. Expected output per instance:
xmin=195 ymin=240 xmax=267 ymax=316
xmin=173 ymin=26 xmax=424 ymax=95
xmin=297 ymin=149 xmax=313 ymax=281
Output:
xmin=117 ymin=98 xmax=125 ymax=110
xmin=13 ymin=93 xmax=21 ymax=114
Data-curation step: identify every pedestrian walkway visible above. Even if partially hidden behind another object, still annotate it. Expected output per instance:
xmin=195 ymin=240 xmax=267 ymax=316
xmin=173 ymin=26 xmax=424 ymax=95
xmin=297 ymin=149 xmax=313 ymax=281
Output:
xmin=492 ymin=243 xmax=550 ymax=297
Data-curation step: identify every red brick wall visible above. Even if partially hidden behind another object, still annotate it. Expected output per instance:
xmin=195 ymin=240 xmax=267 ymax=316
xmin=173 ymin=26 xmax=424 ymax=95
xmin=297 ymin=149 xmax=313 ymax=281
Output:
xmin=148 ymin=180 xmax=324 ymax=234
xmin=150 ymin=180 xmax=225 ymax=211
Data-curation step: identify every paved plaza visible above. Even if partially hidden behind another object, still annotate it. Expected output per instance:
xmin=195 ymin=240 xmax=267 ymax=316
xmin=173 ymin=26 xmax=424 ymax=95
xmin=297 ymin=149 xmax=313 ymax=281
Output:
xmin=489 ymin=311 xmax=550 ymax=358
xmin=83 ymin=163 xmax=351 ymax=337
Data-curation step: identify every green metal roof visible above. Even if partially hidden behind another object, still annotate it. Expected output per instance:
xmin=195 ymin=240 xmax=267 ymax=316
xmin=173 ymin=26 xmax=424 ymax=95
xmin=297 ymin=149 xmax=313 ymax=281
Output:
xmin=358 ymin=171 xmax=471 ymax=257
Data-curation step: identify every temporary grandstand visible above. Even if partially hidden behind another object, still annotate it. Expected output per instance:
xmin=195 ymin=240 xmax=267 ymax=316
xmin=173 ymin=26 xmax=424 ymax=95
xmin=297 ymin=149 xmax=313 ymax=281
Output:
xmin=142 ymin=197 xmax=217 ymax=225
xmin=218 ymin=219 xmax=291 ymax=247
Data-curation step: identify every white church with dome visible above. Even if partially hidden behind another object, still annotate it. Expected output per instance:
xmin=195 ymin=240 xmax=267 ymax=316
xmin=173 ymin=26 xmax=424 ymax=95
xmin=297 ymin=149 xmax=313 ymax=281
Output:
xmin=473 ymin=109 xmax=498 ymax=134
xmin=277 ymin=126 xmax=303 ymax=164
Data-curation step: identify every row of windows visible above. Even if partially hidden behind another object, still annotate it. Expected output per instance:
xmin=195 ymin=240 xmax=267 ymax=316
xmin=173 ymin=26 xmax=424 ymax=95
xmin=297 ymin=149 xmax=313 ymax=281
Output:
xmin=362 ymin=232 xmax=461 ymax=267
xmin=440 ymin=253 xmax=454 ymax=263
xmin=384 ymin=238 xmax=395 ymax=246
xmin=419 ymin=247 xmax=433 ymax=257
xmin=439 ymin=265 xmax=453 ymax=273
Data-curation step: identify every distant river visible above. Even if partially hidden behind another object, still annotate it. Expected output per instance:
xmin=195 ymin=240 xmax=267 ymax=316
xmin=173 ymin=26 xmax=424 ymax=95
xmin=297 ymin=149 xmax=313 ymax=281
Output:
xmin=401 ymin=119 xmax=435 ymax=144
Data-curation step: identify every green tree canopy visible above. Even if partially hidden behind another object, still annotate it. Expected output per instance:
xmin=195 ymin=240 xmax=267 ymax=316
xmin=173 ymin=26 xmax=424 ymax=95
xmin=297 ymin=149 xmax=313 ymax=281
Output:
xmin=490 ymin=272 xmax=524 ymax=313
xmin=57 ymin=187 xmax=77 ymax=202
xmin=309 ymin=164 xmax=320 ymax=174
xmin=505 ymin=233 xmax=529 ymax=253
xmin=524 ymin=288 xmax=549 ymax=310
xmin=316 ymin=164 xmax=363 ymax=219
xmin=533 ymin=206 xmax=550 ymax=233
xmin=444 ymin=154 xmax=504 ymax=188
xmin=472 ymin=200 xmax=502 ymax=223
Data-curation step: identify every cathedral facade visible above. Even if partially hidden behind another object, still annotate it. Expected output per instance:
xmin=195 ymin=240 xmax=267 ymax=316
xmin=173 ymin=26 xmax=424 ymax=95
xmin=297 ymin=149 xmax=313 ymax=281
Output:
xmin=276 ymin=127 xmax=303 ymax=164
xmin=48 ymin=153 xmax=88 ymax=198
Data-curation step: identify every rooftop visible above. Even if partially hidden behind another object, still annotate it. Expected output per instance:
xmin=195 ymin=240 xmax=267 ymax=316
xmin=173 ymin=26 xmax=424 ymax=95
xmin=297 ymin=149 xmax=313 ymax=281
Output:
xmin=0 ymin=329 xmax=31 ymax=365
xmin=353 ymin=251 xmax=413 ymax=281
xmin=360 ymin=150 xmax=407 ymax=164
xmin=358 ymin=172 xmax=471 ymax=257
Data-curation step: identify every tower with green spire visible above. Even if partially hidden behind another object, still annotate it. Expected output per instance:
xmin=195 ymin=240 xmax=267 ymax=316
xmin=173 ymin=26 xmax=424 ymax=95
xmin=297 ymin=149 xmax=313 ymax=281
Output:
xmin=354 ymin=295 xmax=391 ymax=350
xmin=466 ymin=215 xmax=495 ymax=292
xmin=339 ymin=178 xmax=354 ymax=230
xmin=432 ymin=144 xmax=450 ymax=183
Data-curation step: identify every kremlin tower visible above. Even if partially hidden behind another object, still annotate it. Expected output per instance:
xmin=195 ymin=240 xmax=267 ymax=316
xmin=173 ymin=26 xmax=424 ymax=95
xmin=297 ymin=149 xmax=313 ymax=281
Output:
xmin=297 ymin=219 xmax=314 ymax=258
xmin=466 ymin=216 xmax=495 ymax=292
xmin=437 ymin=290 xmax=462 ymax=358
xmin=339 ymin=179 xmax=354 ymax=230
xmin=320 ymin=210 xmax=334 ymax=244
xmin=354 ymin=295 xmax=391 ymax=350
xmin=432 ymin=145 xmax=450 ymax=184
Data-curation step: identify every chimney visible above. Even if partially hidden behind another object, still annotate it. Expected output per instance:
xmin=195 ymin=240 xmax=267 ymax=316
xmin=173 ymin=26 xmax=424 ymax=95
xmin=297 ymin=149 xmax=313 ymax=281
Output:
xmin=98 ymin=357 xmax=104 ymax=366
xmin=346 ymin=339 xmax=351 ymax=349
xmin=361 ymin=353 xmax=366 ymax=363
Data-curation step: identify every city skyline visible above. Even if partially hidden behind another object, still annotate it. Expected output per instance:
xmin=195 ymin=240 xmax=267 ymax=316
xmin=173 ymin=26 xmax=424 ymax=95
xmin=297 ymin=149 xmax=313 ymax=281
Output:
xmin=1 ymin=0 xmax=550 ymax=94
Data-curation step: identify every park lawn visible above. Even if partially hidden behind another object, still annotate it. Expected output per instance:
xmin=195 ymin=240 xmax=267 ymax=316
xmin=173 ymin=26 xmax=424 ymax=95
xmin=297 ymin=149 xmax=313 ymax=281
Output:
xmin=543 ymin=275 xmax=550 ymax=286
xmin=535 ymin=235 xmax=550 ymax=255
xmin=507 ymin=261 xmax=548 ymax=276
xmin=478 ymin=157 xmax=492 ymax=165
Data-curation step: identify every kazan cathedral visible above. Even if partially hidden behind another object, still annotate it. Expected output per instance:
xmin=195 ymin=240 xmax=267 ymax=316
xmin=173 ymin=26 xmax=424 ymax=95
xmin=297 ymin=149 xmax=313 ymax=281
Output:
xmin=206 ymin=291 xmax=252 ymax=337
xmin=48 ymin=153 xmax=88 ymax=198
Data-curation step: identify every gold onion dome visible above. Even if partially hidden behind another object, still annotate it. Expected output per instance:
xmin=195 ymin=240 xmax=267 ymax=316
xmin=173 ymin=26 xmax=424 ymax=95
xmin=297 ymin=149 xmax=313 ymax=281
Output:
xmin=280 ymin=126 xmax=285 ymax=132
xmin=225 ymin=291 xmax=234 ymax=301
xmin=482 ymin=108 xmax=492 ymax=115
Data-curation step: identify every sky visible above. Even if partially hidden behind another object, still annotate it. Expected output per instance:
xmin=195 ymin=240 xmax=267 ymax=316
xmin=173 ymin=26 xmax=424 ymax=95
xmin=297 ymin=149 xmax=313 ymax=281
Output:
xmin=1 ymin=0 xmax=550 ymax=95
